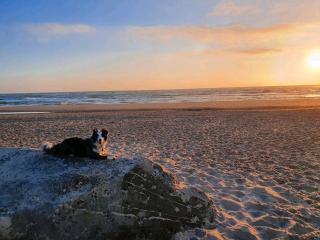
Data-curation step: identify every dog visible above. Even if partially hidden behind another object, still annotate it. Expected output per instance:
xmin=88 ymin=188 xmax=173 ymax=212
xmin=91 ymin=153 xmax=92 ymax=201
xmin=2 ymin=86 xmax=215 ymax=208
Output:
xmin=42 ymin=128 xmax=108 ymax=159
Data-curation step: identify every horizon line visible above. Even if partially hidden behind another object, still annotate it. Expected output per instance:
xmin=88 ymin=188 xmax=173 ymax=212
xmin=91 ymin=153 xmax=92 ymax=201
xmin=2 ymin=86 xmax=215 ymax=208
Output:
xmin=1 ymin=83 xmax=319 ymax=95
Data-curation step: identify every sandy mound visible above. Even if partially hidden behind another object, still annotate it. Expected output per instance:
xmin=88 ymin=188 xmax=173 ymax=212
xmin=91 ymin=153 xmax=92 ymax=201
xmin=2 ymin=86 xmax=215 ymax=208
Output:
xmin=0 ymin=148 xmax=215 ymax=240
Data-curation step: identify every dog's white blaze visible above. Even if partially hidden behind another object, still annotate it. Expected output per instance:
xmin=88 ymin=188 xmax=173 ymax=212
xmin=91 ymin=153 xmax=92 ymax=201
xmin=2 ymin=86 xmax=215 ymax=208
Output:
xmin=98 ymin=130 xmax=104 ymax=142
xmin=93 ymin=130 xmax=108 ymax=155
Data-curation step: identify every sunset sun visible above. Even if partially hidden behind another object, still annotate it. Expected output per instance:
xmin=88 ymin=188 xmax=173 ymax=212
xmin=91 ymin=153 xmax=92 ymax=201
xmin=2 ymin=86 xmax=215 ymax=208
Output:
xmin=307 ymin=52 xmax=320 ymax=70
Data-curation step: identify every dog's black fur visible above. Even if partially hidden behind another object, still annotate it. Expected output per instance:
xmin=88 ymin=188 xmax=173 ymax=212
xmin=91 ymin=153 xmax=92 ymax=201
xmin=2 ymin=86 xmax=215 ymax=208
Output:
xmin=43 ymin=128 xmax=108 ymax=159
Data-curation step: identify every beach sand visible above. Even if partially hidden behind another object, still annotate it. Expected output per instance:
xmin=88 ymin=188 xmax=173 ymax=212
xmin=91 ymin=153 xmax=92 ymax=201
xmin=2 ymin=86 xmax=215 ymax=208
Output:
xmin=0 ymin=100 xmax=319 ymax=239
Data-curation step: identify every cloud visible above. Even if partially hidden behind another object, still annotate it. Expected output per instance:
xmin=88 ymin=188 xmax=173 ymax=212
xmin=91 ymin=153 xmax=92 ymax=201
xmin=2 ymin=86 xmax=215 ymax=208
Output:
xmin=210 ymin=0 xmax=259 ymax=16
xmin=24 ymin=23 xmax=96 ymax=39
xmin=231 ymin=47 xmax=282 ymax=55
xmin=128 ymin=23 xmax=299 ymax=44
xmin=177 ymin=47 xmax=282 ymax=58
xmin=128 ymin=22 xmax=320 ymax=57
xmin=271 ymin=0 xmax=320 ymax=23
xmin=209 ymin=1 xmax=320 ymax=26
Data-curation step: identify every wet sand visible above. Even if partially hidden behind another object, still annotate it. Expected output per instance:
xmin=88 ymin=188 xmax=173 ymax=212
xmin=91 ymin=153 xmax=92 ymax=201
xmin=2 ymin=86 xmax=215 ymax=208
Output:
xmin=2 ymin=99 xmax=320 ymax=113
xmin=0 ymin=100 xmax=319 ymax=239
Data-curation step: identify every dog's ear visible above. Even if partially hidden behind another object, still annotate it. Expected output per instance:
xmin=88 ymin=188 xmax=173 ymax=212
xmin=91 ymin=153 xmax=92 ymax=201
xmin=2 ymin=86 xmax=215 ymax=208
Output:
xmin=101 ymin=129 xmax=108 ymax=137
xmin=92 ymin=128 xmax=98 ymax=138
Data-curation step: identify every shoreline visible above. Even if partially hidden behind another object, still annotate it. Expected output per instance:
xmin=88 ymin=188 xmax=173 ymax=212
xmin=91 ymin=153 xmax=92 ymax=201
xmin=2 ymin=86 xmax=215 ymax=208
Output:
xmin=2 ymin=99 xmax=320 ymax=113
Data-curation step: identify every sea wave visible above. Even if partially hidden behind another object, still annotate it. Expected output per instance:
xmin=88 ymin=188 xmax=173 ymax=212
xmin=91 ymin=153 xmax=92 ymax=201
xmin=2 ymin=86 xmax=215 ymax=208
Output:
xmin=1 ymin=86 xmax=320 ymax=106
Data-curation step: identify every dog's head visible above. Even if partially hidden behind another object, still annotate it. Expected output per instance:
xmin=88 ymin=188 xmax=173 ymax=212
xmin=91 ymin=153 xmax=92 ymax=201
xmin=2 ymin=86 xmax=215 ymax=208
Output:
xmin=91 ymin=128 xmax=108 ymax=155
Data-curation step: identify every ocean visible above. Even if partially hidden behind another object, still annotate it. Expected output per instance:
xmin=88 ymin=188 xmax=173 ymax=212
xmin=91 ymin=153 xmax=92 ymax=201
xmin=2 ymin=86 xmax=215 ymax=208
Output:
xmin=1 ymin=85 xmax=320 ymax=106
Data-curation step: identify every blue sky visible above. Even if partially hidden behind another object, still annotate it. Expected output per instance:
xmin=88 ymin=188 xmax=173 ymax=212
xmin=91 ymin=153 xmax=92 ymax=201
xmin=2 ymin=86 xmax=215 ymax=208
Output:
xmin=1 ymin=0 xmax=222 ymax=26
xmin=1 ymin=0 xmax=320 ymax=93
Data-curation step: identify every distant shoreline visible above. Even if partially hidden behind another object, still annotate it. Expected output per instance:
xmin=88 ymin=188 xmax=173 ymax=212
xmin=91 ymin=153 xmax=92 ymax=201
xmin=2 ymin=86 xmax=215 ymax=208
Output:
xmin=2 ymin=99 xmax=320 ymax=113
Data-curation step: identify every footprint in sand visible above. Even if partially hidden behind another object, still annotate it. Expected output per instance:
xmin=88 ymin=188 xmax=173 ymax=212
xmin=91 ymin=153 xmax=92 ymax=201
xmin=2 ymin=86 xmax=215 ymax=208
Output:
xmin=226 ymin=227 xmax=258 ymax=240
xmin=220 ymin=198 xmax=242 ymax=211
xmin=252 ymin=215 xmax=291 ymax=229
xmin=251 ymin=186 xmax=288 ymax=203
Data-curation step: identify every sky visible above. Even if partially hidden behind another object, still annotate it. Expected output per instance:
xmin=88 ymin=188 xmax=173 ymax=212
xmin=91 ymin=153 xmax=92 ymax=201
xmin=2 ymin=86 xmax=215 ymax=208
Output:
xmin=1 ymin=0 xmax=320 ymax=93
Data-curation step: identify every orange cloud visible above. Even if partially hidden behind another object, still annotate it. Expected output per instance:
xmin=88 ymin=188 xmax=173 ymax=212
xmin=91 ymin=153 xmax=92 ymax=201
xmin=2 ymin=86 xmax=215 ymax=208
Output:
xmin=129 ymin=22 xmax=320 ymax=52
xmin=129 ymin=24 xmax=298 ymax=42
xmin=232 ymin=47 xmax=282 ymax=55
xmin=176 ymin=47 xmax=282 ymax=58
xmin=210 ymin=0 xmax=259 ymax=16
xmin=271 ymin=0 xmax=320 ymax=23
xmin=128 ymin=23 xmax=308 ymax=55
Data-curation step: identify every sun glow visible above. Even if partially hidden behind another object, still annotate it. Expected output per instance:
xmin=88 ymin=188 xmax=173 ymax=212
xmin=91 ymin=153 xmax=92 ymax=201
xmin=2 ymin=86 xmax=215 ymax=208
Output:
xmin=307 ymin=52 xmax=320 ymax=70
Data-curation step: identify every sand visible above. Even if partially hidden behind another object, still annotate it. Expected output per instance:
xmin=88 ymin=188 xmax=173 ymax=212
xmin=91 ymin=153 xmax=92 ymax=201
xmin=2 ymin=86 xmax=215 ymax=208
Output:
xmin=0 ymin=100 xmax=319 ymax=239
xmin=2 ymin=99 xmax=320 ymax=113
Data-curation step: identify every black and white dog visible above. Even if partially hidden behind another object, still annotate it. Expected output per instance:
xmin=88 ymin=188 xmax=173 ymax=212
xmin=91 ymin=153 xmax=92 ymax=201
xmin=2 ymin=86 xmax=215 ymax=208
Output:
xmin=42 ymin=128 xmax=108 ymax=159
